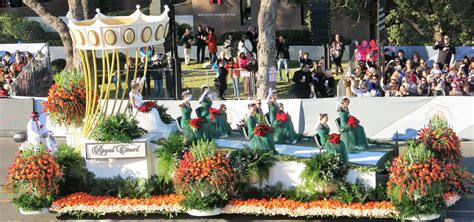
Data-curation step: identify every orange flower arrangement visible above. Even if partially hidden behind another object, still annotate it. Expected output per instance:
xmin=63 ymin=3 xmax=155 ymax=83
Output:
xmin=42 ymin=81 xmax=87 ymax=126
xmin=223 ymin=198 xmax=398 ymax=218
xmin=387 ymin=155 xmax=445 ymax=200
xmin=173 ymin=151 xmax=234 ymax=195
xmin=417 ymin=126 xmax=461 ymax=164
xmin=50 ymin=192 xmax=185 ymax=216
xmin=4 ymin=149 xmax=63 ymax=196
xmin=48 ymin=192 xmax=460 ymax=218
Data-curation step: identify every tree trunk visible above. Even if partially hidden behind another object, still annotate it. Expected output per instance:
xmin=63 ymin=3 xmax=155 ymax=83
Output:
xmin=23 ymin=0 xmax=75 ymax=70
xmin=256 ymin=0 xmax=278 ymax=99
xmin=81 ymin=0 xmax=92 ymax=20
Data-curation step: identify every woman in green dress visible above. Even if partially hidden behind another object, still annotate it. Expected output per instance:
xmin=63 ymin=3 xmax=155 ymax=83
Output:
xmin=316 ymin=113 xmax=348 ymax=163
xmin=266 ymin=88 xmax=299 ymax=144
xmin=179 ymin=91 xmax=211 ymax=142
xmin=246 ymin=103 xmax=276 ymax=153
xmin=219 ymin=104 xmax=233 ymax=134
xmin=199 ymin=85 xmax=231 ymax=138
xmin=338 ymin=98 xmax=368 ymax=153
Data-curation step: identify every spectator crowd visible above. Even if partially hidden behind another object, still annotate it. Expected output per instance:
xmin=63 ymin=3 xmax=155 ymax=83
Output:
xmin=0 ymin=50 xmax=35 ymax=97
xmin=344 ymin=33 xmax=474 ymax=97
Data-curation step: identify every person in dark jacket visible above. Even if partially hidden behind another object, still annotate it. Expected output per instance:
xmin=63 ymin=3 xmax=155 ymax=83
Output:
xmin=433 ymin=33 xmax=456 ymax=66
xmin=276 ymin=36 xmax=290 ymax=81
xmin=195 ymin=24 xmax=207 ymax=63
xmin=215 ymin=60 xmax=228 ymax=100
xmin=292 ymin=64 xmax=312 ymax=98
xmin=150 ymin=58 xmax=164 ymax=98
xmin=165 ymin=57 xmax=175 ymax=99
xmin=298 ymin=51 xmax=313 ymax=69
xmin=312 ymin=65 xmax=328 ymax=98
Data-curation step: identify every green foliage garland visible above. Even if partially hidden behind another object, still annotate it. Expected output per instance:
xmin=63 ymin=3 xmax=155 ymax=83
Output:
xmin=91 ymin=113 xmax=146 ymax=142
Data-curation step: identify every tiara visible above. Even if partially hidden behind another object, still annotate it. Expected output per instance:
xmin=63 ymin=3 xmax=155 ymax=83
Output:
xmin=67 ymin=5 xmax=170 ymax=50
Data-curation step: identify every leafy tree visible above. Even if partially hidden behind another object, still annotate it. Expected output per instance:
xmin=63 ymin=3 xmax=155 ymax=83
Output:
xmin=385 ymin=0 xmax=474 ymax=45
xmin=331 ymin=0 xmax=474 ymax=45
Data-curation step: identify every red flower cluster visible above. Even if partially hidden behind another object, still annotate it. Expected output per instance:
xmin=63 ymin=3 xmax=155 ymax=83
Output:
xmin=189 ymin=118 xmax=204 ymax=131
xmin=138 ymin=101 xmax=158 ymax=113
xmin=209 ymin=107 xmax=221 ymax=121
xmin=388 ymin=156 xmax=446 ymax=200
xmin=328 ymin=133 xmax=340 ymax=144
xmin=418 ymin=126 xmax=461 ymax=164
xmin=444 ymin=162 xmax=474 ymax=194
xmin=4 ymin=151 xmax=63 ymax=196
xmin=42 ymin=82 xmax=86 ymax=126
xmin=347 ymin=115 xmax=358 ymax=128
xmin=254 ymin=123 xmax=272 ymax=137
xmin=275 ymin=112 xmax=289 ymax=122
xmin=173 ymin=151 xmax=234 ymax=195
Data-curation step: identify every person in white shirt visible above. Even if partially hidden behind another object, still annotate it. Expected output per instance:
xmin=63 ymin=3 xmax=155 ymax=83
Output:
xmin=238 ymin=35 xmax=253 ymax=55
xmin=27 ymin=112 xmax=49 ymax=145
xmin=350 ymin=77 xmax=372 ymax=97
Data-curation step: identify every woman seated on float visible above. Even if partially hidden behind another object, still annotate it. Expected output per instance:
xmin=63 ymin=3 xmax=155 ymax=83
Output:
xmin=178 ymin=91 xmax=212 ymax=142
xmin=198 ymin=85 xmax=231 ymax=138
xmin=246 ymin=102 xmax=276 ymax=153
xmin=266 ymin=88 xmax=299 ymax=144
xmin=337 ymin=97 xmax=368 ymax=153
xmin=316 ymin=113 xmax=348 ymax=163
xmin=129 ymin=76 xmax=172 ymax=136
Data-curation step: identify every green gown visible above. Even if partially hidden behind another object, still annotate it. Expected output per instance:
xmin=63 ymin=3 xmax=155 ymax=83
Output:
xmin=317 ymin=123 xmax=348 ymax=163
xmin=268 ymin=102 xmax=299 ymax=144
xmin=200 ymin=96 xmax=230 ymax=138
xmin=180 ymin=104 xmax=211 ymax=142
xmin=246 ymin=114 xmax=276 ymax=153
xmin=338 ymin=107 xmax=368 ymax=153
xmin=221 ymin=110 xmax=233 ymax=134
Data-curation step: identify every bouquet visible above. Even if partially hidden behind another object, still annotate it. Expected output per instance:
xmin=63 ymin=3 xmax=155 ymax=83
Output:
xmin=328 ymin=133 xmax=340 ymax=145
xmin=189 ymin=118 xmax=204 ymax=132
xmin=254 ymin=123 xmax=272 ymax=137
xmin=42 ymin=81 xmax=86 ymax=126
xmin=173 ymin=140 xmax=235 ymax=210
xmin=4 ymin=147 xmax=63 ymax=196
xmin=138 ymin=101 xmax=158 ymax=113
xmin=275 ymin=112 xmax=289 ymax=122
xmin=417 ymin=124 xmax=461 ymax=164
xmin=209 ymin=107 xmax=221 ymax=121
xmin=347 ymin=115 xmax=358 ymax=128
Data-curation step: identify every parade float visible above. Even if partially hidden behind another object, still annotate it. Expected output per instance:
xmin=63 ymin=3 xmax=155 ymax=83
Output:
xmin=3 ymin=5 xmax=472 ymax=221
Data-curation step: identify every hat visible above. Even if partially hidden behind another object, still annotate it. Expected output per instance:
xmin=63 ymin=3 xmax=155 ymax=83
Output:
xmin=30 ymin=111 xmax=39 ymax=118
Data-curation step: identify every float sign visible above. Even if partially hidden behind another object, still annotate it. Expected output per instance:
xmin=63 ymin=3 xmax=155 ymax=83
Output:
xmin=85 ymin=142 xmax=147 ymax=159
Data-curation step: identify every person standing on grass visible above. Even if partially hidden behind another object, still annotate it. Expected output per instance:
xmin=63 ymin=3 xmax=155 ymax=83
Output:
xmin=150 ymin=58 xmax=164 ymax=98
xmin=276 ymin=36 xmax=290 ymax=81
xmin=330 ymin=33 xmax=344 ymax=75
xmin=206 ymin=28 xmax=218 ymax=64
xmin=181 ymin=28 xmax=194 ymax=66
xmin=223 ymin=33 xmax=235 ymax=60
xmin=195 ymin=24 xmax=207 ymax=64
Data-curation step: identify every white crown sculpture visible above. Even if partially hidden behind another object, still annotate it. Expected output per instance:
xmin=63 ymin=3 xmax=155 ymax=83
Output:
xmin=67 ymin=5 xmax=170 ymax=50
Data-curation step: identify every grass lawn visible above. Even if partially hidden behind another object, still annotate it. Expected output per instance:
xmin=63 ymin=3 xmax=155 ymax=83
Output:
xmin=180 ymin=60 xmax=349 ymax=99
xmin=95 ymin=60 xmax=349 ymax=100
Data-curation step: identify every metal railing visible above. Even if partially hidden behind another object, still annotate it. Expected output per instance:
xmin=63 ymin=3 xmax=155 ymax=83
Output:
xmin=13 ymin=43 xmax=52 ymax=96
xmin=336 ymin=54 xmax=358 ymax=98
xmin=181 ymin=68 xmax=257 ymax=100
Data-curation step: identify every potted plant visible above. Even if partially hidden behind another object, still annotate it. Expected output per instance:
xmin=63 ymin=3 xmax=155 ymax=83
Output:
xmin=387 ymin=141 xmax=446 ymax=220
xmin=4 ymin=145 xmax=63 ymax=214
xmin=300 ymin=152 xmax=348 ymax=194
xmin=173 ymin=140 xmax=235 ymax=216
xmin=230 ymin=146 xmax=277 ymax=186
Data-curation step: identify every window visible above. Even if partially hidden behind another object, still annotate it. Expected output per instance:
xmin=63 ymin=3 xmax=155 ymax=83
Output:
xmin=240 ymin=0 xmax=251 ymax=26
